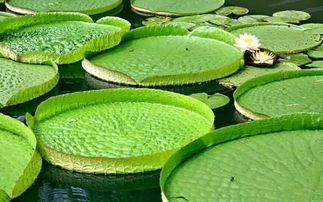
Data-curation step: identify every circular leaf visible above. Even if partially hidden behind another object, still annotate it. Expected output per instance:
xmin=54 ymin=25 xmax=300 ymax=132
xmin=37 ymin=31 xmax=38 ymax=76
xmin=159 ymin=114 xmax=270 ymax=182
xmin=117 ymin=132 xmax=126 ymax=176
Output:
xmin=273 ymin=10 xmax=311 ymax=21
xmin=83 ymin=25 xmax=243 ymax=86
xmin=161 ymin=114 xmax=323 ymax=202
xmin=229 ymin=23 xmax=322 ymax=54
xmin=234 ymin=70 xmax=323 ymax=119
xmin=28 ymin=88 xmax=215 ymax=174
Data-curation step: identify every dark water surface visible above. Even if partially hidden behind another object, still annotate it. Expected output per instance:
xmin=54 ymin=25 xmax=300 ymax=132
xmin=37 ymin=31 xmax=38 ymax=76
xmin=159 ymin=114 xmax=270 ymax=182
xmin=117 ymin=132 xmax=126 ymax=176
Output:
xmin=5 ymin=0 xmax=323 ymax=201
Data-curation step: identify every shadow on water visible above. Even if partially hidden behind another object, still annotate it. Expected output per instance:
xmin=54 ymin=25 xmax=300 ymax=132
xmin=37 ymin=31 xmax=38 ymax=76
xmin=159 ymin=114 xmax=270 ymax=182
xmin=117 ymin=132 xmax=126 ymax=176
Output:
xmin=4 ymin=0 xmax=323 ymax=201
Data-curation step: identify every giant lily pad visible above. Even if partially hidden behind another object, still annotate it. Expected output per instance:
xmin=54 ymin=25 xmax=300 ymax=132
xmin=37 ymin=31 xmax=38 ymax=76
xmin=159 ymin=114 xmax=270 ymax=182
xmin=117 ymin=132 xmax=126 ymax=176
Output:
xmin=234 ymin=70 xmax=323 ymax=120
xmin=0 ymin=58 xmax=58 ymax=108
xmin=0 ymin=13 xmax=130 ymax=64
xmin=27 ymin=88 xmax=215 ymax=174
xmin=219 ymin=62 xmax=300 ymax=87
xmin=228 ymin=23 xmax=322 ymax=54
xmin=83 ymin=25 xmax=243 ymax=86
xmin=5 ymin=0 xmax=122 ymax=15
xmin=131 ymin=0 xmax=225 ymax=16
xmin=0 ymin=113 xmax=42 ymax=199
xmin=161 ymin=113 xmax=323 ymax=202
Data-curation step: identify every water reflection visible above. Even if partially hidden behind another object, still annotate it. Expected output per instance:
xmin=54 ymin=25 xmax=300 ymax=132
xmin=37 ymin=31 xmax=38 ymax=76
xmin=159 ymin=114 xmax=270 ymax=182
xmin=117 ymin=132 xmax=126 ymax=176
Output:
xmin=14 ymin=163 xmax=161 ymax=202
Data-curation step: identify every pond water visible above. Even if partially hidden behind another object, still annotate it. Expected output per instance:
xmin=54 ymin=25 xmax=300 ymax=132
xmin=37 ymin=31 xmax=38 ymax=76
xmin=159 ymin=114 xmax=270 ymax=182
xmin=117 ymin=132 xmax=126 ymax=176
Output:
xmin=5 ymin=0 xmax=323 ymax=201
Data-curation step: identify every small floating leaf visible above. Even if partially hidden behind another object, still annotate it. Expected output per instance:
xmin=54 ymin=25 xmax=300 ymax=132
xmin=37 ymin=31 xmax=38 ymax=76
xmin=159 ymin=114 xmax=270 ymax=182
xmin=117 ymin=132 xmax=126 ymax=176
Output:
xmin=27 ymin=89 xmax=215 ymax=174
xmin=219 ymin=62 xmax=300 ymax=87
xmin=228 ymin=23 xmax=322 ymax=54
xmin=238 ymin=15 xmax=270 ymax=24
xmin=273 ymin=10 xmax=311 ymax=21
xmin=280 ymin=53 xmax=312 ymax=66
xmin=307 ymin=50 xmax=323 ymax=59
xmin=142 ymin=17 xmax=172 ymax=26
xmin=131 ymin=0 xmax=225 ymax=16
xmin=302 ymin=23 xmax=323 ymax=34
xmin=234 ymin=70 xmax=323 ymax=119
xmin=305 ymin=60 xmax=323 ymax=68
xmin=263 ymin=16 xmax=300 ymax=24
xmin=190 ymin=93 xmax=230 ymax=109
xmin=215 ymin=6 xmax=249 ymax=16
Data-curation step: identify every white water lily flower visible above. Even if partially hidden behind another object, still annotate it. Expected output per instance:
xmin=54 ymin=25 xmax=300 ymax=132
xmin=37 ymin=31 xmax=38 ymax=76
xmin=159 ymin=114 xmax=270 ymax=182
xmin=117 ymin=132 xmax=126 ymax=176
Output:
xmin=234 ymin=34 xmax=261 ymax=52
xmin=251 ymin=50 xmax=276 ymax=65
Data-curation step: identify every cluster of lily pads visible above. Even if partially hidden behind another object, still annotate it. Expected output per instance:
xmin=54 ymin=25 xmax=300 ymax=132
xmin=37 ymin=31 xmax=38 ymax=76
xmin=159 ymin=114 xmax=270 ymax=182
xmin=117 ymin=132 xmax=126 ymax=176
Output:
xmin=0 ymin=0 xmax=323 ymax=201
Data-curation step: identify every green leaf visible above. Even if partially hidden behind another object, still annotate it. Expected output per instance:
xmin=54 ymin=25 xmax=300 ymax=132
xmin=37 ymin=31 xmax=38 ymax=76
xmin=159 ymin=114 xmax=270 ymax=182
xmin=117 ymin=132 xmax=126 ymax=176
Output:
xmin=238 ymin=15 xmax=270 ymax=24
xmin=215 ymin=6 xmax=249 ymax=16
xmin=161 ymin=113 xmax=323 ymax=202
xmin=84 ymin=24 xmax=243 ymax=86
xmin=273 ymin=10 xmax=311 ymax=21
xmin=142 ymin=17 xmax=172 ymax=26
xmin=302 ymin=23 xmax=323 ymax=34
xmin=228 ymin=23 xmax=322 ymax=54
xmin=190 ymin=93 xmax=230 ymax=109
xmin=263 ymin=16 xmax=300 ymax=24
xmin=219 ymin=62 xmax=300 ymax=87
xmin=280 ymin=53 xmax=312 ymax=66
xmin=131 ymin=0 xmax=224 ymax=16
xmin=0 ymin=58 xmax=59 ymax=108
xmin=27 ymin=88 xmax=215 ymax=174
xmin=305 ymin=60 xmax=323 ymax=68
xmin=0 ymin=13 xmax=130 ymax=64
xmin=6 ymin=0 xmax=122 ymax=15
xmin=234 ymin=70 xmax=323 ymax=119
xmin=307 ymin=50 xmax=323 ymax=59
xmin=0 ymin=113 xmax=41 ymax=199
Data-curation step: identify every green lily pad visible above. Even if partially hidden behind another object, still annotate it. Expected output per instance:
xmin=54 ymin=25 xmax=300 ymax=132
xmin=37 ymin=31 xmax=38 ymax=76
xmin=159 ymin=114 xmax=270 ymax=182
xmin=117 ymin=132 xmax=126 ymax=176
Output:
xmin=237 ymin=15 xmax=270 ymax=24
xmin=0 ymin=58 xmax=58 ymax=108
xmin=302 ymin=23 xmax=323 ymax=34
xmin=263 ymin=16 xmax=300 ymax=24
xmin=234 ymin=70 xmax=323 ymax=119
xmin=131 ymin=0 xmax=225 ymax=16
xmin=164 ymin=22 xmax=197 ymax=30
xmin=219 ymin=62 xmax=300 ymax=87
xmin=280 ymin=53 xmax=312 ymax=66
xmin=273 ymin=10 xmax=311 ymax=21
xmin=161 ymin=113 xmax=323 ymax=202
xmin=83 ymin=25 xmax=243 ymax=86
xmin=0 ymin=113 xmax=42 ymax=199
xmin=142 ymin=17 xmax=172 ymax=26
xmin=27 ymin=88 xmax=215 ymax=174
xmin=0 ymin=13 xmax=130 ymax=64
xmin=189 ymin=93 xmax=230 ymax=109
xmin=215 ymin=6 xmax=249 ymax=16
xmin=0 ymin=12 xmax=15 ymax=20
xmin=5 ymin=0 xmax=122 ymax=15
xmin=307 ymin=50 xmax=323 ymax=59
xmin=228 ymin=23 xmax=322 ymax=54
xmin=305 ymin=60 xmax=323 ymax=68
xmin=173 ymin=14 xmax=241 ymax=28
